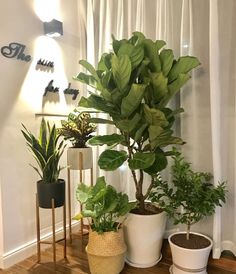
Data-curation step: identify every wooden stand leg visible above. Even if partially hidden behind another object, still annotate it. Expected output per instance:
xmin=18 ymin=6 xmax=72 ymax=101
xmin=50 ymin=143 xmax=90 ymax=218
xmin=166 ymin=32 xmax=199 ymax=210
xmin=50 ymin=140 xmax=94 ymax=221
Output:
xmin=67 ymin=168 xmax=72 ymax=243
xmin=91 ymin=167 xmax=93 ymax=187
xmin=51 ymin=199 xmax=56 ymax=268
xmin=79 ymin=152 xmax=84 ymax=241
xmin=63 ymin=202 xmax=67 ymax=258
xmin=36 ymin=194 xmax=41 ymax=263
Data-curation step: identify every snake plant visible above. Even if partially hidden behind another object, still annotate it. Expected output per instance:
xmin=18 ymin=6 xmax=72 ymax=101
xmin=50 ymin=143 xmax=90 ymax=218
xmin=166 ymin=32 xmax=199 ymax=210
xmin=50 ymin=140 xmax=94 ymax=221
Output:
xmin=21 ymin=118 xmax=66 ymax=183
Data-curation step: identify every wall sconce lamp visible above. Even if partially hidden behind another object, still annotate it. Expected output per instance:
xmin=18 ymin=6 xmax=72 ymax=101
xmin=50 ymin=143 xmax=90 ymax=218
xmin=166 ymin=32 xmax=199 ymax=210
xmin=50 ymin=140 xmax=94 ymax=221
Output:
xmin=43 ymin=19 xmax=63 ymax=37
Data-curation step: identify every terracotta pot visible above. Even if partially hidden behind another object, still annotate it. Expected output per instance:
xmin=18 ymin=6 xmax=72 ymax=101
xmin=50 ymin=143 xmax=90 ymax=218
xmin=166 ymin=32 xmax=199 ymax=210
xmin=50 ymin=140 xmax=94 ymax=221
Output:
xmin=67 ymin=147 xmax=93 ymax=170
xmin=123 ymin=210 xmax=166 ymax=268
xmin=37 ymin=179 xmax=65 ymax=208
xmin=168 ymin=232 xmax=213 ymax=274
xmin=86 ymin=228 xmax=126 ymax=274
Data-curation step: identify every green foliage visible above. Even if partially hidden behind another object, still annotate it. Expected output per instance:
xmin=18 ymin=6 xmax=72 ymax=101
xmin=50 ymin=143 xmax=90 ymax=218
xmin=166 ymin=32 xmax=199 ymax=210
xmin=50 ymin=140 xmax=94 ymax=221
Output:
xmin=74 ymin=176 xmax=137 ymax=233
xmin=21 ymin=118 xmax=66 ymax=183
xmin=149 ymin=148 xmax=227 ymax=236
xmin=74 ymin=32 xmax=200 ymax=212
xmin=57 ymin=112 xmax=97 ymax=148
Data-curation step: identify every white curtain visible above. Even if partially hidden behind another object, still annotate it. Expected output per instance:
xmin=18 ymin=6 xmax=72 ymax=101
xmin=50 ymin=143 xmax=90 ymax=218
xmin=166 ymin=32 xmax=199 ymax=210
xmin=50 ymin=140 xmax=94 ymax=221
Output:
xmin=81 ymin=0 xmax=236 ymax=258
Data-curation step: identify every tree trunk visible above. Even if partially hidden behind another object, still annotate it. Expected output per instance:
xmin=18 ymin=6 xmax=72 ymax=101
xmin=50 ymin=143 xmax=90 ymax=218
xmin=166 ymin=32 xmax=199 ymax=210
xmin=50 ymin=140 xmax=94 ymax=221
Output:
xmin=186 ymin=223 xmax=191 ymax=240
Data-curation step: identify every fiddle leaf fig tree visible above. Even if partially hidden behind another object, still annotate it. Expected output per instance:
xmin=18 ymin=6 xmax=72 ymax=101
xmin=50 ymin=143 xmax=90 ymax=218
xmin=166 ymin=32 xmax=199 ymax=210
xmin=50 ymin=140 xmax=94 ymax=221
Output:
xmin=74 ymin=32 xmax=200 ymax=214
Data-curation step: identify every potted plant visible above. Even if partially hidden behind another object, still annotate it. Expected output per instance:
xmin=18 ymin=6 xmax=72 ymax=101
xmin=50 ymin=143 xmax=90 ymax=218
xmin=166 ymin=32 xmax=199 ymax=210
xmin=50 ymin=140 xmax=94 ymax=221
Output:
xmin=73 ymin=176 xmax=136 ymax=274
xmin=21 ymin=118 xmax=66 ymax=208
xmin=149 ymin=149 xmax=226 ymax=274
xmin=58 ymin=111 xmax=96 ymax=170
xmin=74 ymin=31 xmax=200 ymax=267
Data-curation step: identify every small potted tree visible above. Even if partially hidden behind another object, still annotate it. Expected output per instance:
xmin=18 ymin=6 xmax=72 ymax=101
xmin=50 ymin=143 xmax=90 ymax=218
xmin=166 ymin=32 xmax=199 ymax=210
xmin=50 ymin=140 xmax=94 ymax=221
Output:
xmin=73 ymin=176 xmax=136 ymax=274
xmin=149 ymin=149 xmax=226 ymax=274
xmin=74 ymin=31 xmax=201 ymax=267
xmin=58 ymin=111 xmax=96 ymax=170
xmin=21 ymin=118 xmax=66 ymax=208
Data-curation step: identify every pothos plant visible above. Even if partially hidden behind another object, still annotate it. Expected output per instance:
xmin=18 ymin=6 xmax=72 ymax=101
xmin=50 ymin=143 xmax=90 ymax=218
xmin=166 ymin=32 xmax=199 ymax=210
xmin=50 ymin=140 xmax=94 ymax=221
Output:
xmin=149 ymin=149 xmax=227 ymax=240
xmin=73 ymin=176 xmax=136 ymax=233
xmin=74 ymin=31 xmax=200 ymax=214
xmin=57 ymin=111 xmax=97 ymax=148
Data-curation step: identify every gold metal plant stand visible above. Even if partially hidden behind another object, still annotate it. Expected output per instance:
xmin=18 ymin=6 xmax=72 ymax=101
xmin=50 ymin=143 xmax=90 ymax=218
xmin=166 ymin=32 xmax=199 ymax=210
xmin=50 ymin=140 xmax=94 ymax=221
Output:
xmin=67 ymin=151 xmax=93 ymax=243
xmin=36 ymin=194 xmax=67 ymax=268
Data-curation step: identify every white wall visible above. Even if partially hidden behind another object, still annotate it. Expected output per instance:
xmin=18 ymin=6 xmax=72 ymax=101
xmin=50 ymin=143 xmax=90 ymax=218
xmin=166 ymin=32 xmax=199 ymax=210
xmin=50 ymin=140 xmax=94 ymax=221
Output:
xmin=0 ymin=0 xmax=86 ymax=268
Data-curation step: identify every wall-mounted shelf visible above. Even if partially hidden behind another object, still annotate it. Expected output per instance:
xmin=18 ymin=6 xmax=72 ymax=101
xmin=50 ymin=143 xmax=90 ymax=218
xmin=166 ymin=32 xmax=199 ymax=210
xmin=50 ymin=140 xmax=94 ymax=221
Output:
xmin=35 ymin=113 xmax=68 ymax=118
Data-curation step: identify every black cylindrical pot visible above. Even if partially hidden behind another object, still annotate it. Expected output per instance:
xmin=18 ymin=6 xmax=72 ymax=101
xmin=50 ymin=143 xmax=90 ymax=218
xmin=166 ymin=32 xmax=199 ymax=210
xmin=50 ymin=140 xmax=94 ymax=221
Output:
xmin=37 ymin=179 xmax=65 ymax=208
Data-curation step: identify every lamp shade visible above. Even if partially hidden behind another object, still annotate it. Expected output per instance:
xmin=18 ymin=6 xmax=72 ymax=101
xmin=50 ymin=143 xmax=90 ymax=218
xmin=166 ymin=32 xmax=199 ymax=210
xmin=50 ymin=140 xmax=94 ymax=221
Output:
xmin=43 ymin=19 xmax=63 ymax=37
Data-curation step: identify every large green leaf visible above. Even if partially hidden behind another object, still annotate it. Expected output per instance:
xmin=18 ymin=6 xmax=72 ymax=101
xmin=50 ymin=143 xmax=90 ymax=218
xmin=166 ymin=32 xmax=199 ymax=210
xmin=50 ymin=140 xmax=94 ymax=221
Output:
xmin=134 ymin=123 xmax=148 ymax=141
xmin=149 ymin=72 xmax=168 ymax=102
xmin=89 ymin=117 xmax=114 ymax=125
xmin=88 ymin=134 xmax=125 ymax=146
xmin=76 ymin=183 xmax=91 ymax=203
xmin=144 ymin=104 xmax=168 ymax=127
xmin=144 ymin=149 xmax=168 ymax=174
xmin=160 ymin=49 xmax=174 ymax=76
xmin=159 ymin=74 xmax=190 ymax=108
xmin=98 ymin=150 xmax=128 ymax=171
xmin=168 ymin=56 xmax=200 ymax=82
xmin=79 ymin=60 xmax=100 ymax=82
xmin=148 ymin=125 xmax=164 ymax=147
xmin=74 ymin=73 xmax=97 ymax=89
xmin=128 ymin=152 xmax=155 ymax=170
xmin=117 ymin=113 xmax=141 ymax=133
xmin=121 ymin=84 xmax=146 ymax=117
xmin=118 ymin=44 xmax=144 ymax=69
xmin=79 ymin=94 xmax=117 ymax=115
xmin=143 ymin=39 xmax=165 ymax=72
xmin=111 ymin=54 xmax=131 ymax=92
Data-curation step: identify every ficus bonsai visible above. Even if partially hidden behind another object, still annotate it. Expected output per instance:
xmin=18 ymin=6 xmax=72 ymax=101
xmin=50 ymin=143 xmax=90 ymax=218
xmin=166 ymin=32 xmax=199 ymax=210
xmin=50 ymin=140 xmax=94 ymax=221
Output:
xmin=149 ymin=148 xmax=227 ymax=240
xmin=74 ymin=31 xmax=200 ymax=214
xmin=57 ymin=111 xmax=97 ymax=148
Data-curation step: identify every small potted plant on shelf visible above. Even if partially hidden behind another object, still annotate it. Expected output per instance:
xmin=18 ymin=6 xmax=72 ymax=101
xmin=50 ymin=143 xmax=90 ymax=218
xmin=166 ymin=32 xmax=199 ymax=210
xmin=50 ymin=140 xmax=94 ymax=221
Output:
xmin=58 ymin=111 xmax=96 ymax=170
xmin=74 ymin=31 xmax=201 ymax=267
xmin=73 ymin=176 xmax=136 ymax=274
xmin=21 ymin=118 xmax=66 ymax=208
xmin=149 ymin=149 xmax=227 ymax=274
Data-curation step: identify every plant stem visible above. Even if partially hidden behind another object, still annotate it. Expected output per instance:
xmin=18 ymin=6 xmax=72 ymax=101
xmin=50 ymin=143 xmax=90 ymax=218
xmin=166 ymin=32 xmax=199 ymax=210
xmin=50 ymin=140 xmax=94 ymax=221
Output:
xmin=186 ymin=223 xmax=191 ymax=240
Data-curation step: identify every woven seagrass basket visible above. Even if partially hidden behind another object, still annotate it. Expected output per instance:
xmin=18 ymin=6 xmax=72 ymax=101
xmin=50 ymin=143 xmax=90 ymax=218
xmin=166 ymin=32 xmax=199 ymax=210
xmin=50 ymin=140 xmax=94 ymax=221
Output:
xmin=86 ymin=228 xmax=127 ymax=274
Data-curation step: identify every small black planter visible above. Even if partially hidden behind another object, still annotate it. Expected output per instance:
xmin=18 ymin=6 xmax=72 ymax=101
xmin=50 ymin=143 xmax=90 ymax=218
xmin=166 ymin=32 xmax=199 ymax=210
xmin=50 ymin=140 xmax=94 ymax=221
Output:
xmin=37 ymin=179 xmax=65 ymax=208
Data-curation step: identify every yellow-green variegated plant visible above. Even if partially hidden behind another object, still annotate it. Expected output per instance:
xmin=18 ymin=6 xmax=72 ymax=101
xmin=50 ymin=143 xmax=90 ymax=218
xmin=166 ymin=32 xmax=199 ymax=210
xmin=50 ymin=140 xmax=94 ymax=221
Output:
xmin=74 ymin=32 xmax=200 ymax=214
xmin=21 ymin=118 xmax=66 ymax=183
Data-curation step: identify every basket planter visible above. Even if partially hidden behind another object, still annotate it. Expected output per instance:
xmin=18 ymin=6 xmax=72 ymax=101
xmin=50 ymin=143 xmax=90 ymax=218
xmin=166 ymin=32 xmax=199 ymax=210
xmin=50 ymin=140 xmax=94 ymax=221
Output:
xmin=123 ymin=210 xmax=166 ymax=268
xmin=168 ymin=232 xmax=213 ymax=274
xmin=67 ymin=147 xmax=93 ymax=170
xmin=37 ymin=179 xmax=65 ymax=208
xmin=86 ymin=228 xmax=126 ymax=274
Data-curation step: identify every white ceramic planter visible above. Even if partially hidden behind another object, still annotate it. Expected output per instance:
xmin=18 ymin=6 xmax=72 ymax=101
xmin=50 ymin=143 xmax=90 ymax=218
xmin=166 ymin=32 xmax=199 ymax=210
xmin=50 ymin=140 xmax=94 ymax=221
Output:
xmin=123 ymin=210 xmax=166 ymax=268
xmin=67 ymin=147 xmax=93 ymax=170
xmin=168 ymin=232 xmax=213 ymax=274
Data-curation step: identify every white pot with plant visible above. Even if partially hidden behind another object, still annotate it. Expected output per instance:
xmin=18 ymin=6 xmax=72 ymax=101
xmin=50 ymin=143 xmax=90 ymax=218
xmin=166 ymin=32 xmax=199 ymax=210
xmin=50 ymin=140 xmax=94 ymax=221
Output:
xmin=74 ymin=31 xmax=200 ymax=267
xmin=149 ymin=148 xmax=227 ymax=274
xmin=58 ymin=111 xmax=96 ymax=170
xmin=73 ymin=176 xmax=136 ymax=274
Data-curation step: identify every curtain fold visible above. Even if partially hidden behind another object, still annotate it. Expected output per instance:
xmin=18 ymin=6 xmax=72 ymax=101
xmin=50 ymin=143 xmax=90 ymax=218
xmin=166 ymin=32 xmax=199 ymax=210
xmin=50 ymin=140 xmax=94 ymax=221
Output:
xmin=81 ymin=0 xmax=236 ymax=257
